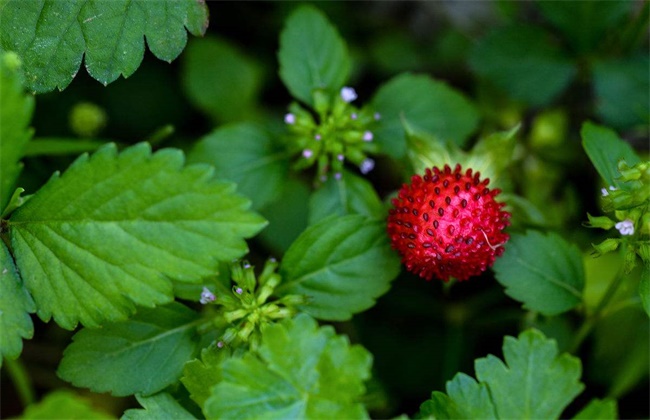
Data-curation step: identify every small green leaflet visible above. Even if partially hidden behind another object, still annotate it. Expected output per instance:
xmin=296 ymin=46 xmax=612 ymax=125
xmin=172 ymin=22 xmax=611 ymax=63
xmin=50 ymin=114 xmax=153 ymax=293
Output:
xmin=573 ymin=398 xmax=618 ymax=420
xmin=58 ymin=302 xmax=202 ymax=396
xmin=0 ymin=240 xmax=35 ymax=366
xmin=122 ymin=393 xmax=197 ymax=420
xmin=204 ymin=314 xmax=372 ymax=419
xmin=0 ymin=0 xmax=209 ymax=93
xmin=581 ymin=121 xmax=641 ymax=188
xmin=419 ymin=329 xmax=585 ymax=419
xmin=181 ymin=345 xmax=231 ymax=409
xmin=0 ymin=51 xmax=34 ymax=212
xmin=276 ymin=214 xmax=401 ymax=321
xmin=9 ymin=143 xmax=266 ymax=329
xmin=21 ymin=390 xmax=112 ymax=419
xmin=493 ymin=230 xmax=584 ymax=316
xmin=278 ymin=5 xmax=351 ymax=106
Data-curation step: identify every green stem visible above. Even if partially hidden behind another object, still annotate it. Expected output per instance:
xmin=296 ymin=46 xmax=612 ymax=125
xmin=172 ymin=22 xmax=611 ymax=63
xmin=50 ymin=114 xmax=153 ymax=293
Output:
xmin=569 ymin=266 xmax=627 ymax=353
xmin=4 ymin=358 xmax=36 ymax=407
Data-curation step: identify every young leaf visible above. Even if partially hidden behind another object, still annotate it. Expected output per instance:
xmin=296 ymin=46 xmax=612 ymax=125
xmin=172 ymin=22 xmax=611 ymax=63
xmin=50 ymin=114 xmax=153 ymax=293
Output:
xmin=58 ymin=302 xmax=202 ymax=397
xmin=371 ymin=73 xmax=479 ymax=158
xmin=573 ymin=398 xmax=618 ymax=420
xmin=122 ymin=393 xmax=197 ymax=420
xmin=474 ymin=329 xmax=584 ymax=419
xmin=0 ymin=240 xmax=35 ymax=366
xmin=0 ymin=0 xmax=209 ymax=93
xmin=0 ymin=52 xmax=34 ymax=212
xmin=204 ymin=314 xmax=372 ymax=419
xmin=276 ymin=214 xmax=401 ymax=321
xmin=581 ymin=121 xmax=641 ymax=188
xmin=278 ymin=5 xmax=351 ymax=106
xmin=181 ymin=37 xmax=263 ymax=123
xmin=181 ymin=345 xmax=231 ymax=409
xmin=21 ymin=390 xmax=112 ymax=419
xmin=9 ymin=143 xmax=266 ymax=329
xmin=468 ymin=25 xmax=576 ymax=107
xmin=493 ymin=231 xmax=584 ymax=316
xmin=187 ymin=123 xmax=290 ymax=210
xmin=419 ymin=374 xmax=497 ymax=419
xmin=308 ymin=170 xmax=384 ymax=225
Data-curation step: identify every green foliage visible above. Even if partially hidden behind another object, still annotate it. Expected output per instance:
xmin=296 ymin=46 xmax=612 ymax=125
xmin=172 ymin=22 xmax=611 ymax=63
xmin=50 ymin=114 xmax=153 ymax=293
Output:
xmin=8 ymin=142 xmax=266 ymax=329
xmin=181 ymin=345 xmax=230 ymax=408
xmin=493 ymin=231 xmax=584 ymax=315
xmin=122 ymin=393 xmax=196 ymax=420
xmin=277 ymin=214 xmax=401 ymax=321
xmin=573 ymin=398 xmax=618 ymax=419
xmin=204 ymin=314 xmax=372 ymax=419
xmin=187 ymin=123 xmax=290 ymax=210
xmin=419 ymin=329 xmax=585 ymax=419
xmin=58 ymin=302 xmax=202 ymax=397
xmin=371 ymin=73 xmax=479 ymax=158
xmin=581 ymin=121 xmax=641 ymax=188
xmin=0 ymin=240 xmax=34 ymax=365
xmin=0 ymin=52 xmax=34 ymax=212
xmin=278 ymin=5 xmax=350 ymax=106
xmin=20 ymin=390 xmax=112 ymax=419
xmin=181 ymin=37 xmax=263 ymax=123
xmin=0 ymin=0 xmax=209 ymax=93
xmin=640 ymin=268 xmax=650 ymax=317
xmin=469 ymin=25 xmax=576 ymax=107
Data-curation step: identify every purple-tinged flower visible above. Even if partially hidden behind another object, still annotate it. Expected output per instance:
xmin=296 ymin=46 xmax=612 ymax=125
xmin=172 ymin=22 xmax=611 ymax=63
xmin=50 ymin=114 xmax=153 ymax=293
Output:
xmin=374 ymin=112 xmax=381 ymax=121
xmin=601 ymin=185 xmax=617 ymax=196
xmin=217 ymin=341 xmax=225 ymax=348
xmin=337 ymin=154 xmax=345 ymax=162
xmin=284 ymin=113 xmax=296 ymax=124
xmin=615 ymin=219 xmax=634 ymax=236
xmin=334 ymin=172 xmax=342 ymax=180
xmin=363 ymin=131 xmax=373 ymax=142
xmin=200 ymin=287 xmax=216 ymax=304
xmin=235 ymin=287 xmax=243 ymax=295
xmin=360 ymin=158 xmax=375 ymax=174
xmin=314 ymin=134 xmax=322 ymax=141
xmin=303 ymin=149 xmax=313 ymax=158
xmin=340 ymin=87 xmax=357 ymax=103
xmin=350 ymin=113 xmax=358 ymax=120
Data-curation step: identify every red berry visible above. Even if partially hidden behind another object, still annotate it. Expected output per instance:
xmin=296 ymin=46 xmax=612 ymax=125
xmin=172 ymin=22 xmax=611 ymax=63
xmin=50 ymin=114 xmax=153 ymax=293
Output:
xmin=387 ymin=164 xmax=511 ymax=281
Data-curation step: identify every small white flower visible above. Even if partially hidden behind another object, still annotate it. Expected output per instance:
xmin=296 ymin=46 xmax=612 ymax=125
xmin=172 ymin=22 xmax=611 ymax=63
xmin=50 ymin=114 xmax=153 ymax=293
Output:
xmin=314 ymin=134 xmax=322 ymax=141
xmin=601 ymin=185 xmax=617 ymax=197
xmin=217 ymin=341 xmax=225 ymax=348
xmin=340 ymin=87 xmax=357 ymax=103
xmin=200 ymin=287 xmax=216 ymax=304
xmin=363 ymin=131 xmax=373 ymax=142
xmin=334 ymin=172 xmax=342 ymax=180
xmin=302 ymin=149 xmax=313 ymax=158
xmin=350 ymin=113 xmax=358 ymax=120
xmin=284 ymin=113 xmax=296 ymax=124
xmin=360 ymin=158 xmax=375 ymax=174
xmin=235 ymin=287 xmax=243 ymax=295
xmin=337 ymin=154 xmax=344 ymax=161
xmin=374 ymin=112 xmax=381 ymax=121
xmin=615 ymin=219 xmax=634 ymax=236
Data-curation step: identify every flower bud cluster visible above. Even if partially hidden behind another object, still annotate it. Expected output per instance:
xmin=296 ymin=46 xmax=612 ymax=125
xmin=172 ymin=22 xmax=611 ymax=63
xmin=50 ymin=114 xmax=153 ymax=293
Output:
xmin=200 ymin=258 xmax=307 ymax=349
xmin=585 ymin=160 xmax=649 ymax=272
xmin=284 ymin=87 xmax=380 ymax=182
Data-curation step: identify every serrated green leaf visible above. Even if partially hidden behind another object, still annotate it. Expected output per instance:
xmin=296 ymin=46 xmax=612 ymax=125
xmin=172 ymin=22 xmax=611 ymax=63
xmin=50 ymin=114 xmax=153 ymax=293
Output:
xmin=21 ymin=390 xmax=112 ymax=419
xmin=9 ymin=142 xmax=266 ymax=329
xmin=581 ymin=121 xmax=641 ymax=188
xmin=0 ymin=240 xmax=34 ymax=365
xmin=0 ymin=0 xmax=209 ymax=93
xmin=204 ymin=314 xmax=372 ymax=419
xmin=419 ymin=373 xmax=497 ymax=419
xmin=468 ymin=25 xmax=576 ymax=107
xmin=58 ymin=302 xmax=202 ymax=397
xmin=278 ymin=5 xmax=350 ymax=106
xmin=592 ymin=56 xmax=650 ymax=129
xmin=371 ymin=73 xmax=479 ymax=158
xmin=187 ymin=123 xmax=290 ymax=210
xmin=181 ymin=345 xmax=230 ymax=408
xmin=417 ymin=392 xmax=463 ymax=419
xmin=122 ymin=393 xmax=196 ymax=420
xmin=493 ymin=230 xmax=584 ymax=316
xmin=0 ymin=51 xmax=34 ymax=212
xmin=181 ymin=37 xmax=262 ymax=123
xmin=308 ymin=170 xmax=384 ymax=225
xmin=465 ymin=125 xmax=519 ymax=187
xmin=475 ymin=329 xmax=584 ymax=419
xmin=276 ymin=214 xmax=400 ymax=321
xmin=573 ymin=398 xmax=618 ymax=420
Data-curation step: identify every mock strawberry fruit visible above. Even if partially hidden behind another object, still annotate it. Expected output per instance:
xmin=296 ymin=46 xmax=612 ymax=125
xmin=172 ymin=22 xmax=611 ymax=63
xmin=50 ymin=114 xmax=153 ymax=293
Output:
xmin=387 ymin=164 xmax=511 ymax=281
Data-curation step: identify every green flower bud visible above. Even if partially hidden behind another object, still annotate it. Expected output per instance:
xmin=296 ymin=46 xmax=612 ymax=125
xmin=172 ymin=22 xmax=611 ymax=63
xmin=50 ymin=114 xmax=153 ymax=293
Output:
xmin=585 ymin=213 xmax=615 ymax=230
xmin=70 ymin=102 xmax=107 ymax=138
xmin=592 ymin=238 xmax=620 ymax=256
xmin=637 ymin=243 xmax=650 ymax=263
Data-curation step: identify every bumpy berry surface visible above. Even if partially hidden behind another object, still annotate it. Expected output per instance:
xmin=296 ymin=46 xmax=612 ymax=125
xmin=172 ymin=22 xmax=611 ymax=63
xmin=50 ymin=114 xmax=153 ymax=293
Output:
xmin=387 ymin=164 xmax=511 ymax=281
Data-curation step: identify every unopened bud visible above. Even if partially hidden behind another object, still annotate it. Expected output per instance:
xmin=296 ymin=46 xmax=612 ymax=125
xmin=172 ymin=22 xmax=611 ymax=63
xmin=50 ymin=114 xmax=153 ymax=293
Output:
xmin=592 ymin=238 xmax=620 ymax=256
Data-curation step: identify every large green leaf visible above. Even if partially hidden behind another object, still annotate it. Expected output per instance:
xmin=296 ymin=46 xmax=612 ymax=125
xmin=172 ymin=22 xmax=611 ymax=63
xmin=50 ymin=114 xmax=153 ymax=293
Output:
xmin=420 ymin=329 xmax=584 ymax=419
xmin=0 ymin=240 xmax=34 ymax=365
xmin=371 ymin=73 xmax=479 ymax=158
xmin=58 ymin=302 xmax=202 ymax=396
xmin=0 ymin=52 xmax=34 ymax=212
xmin=122 ymin=393 xmax=197 ymax=420
xmin=581 ymin=121 xmax=641 ymax=188
xmin=21 ymin=390 xmax=112 ymax=419
xmin=276 ymin=214 xmax=401 ymax=321
xmin=0 ymin=0 xmax=209 ymax=93
xmin=493 ymin=231 xmax=584 ymax=316
xmin=204 ymin=314 xmax=372 ymax=419
xmin=468 ymin=25 xmax=576 ymax=107
xmin=181 ymin=37 xmax=263 ymax=123
xmin=278 ymin=5 xmax=350 ymax=106
xmin=8 ymin=143 xmax=266 ymax=329
xmin=187 ymin=123 xmax=290 ymax=210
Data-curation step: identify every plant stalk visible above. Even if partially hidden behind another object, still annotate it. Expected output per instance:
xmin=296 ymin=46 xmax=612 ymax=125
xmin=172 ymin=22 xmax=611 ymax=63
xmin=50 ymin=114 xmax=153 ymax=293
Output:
xmin=4 ymin=358 xmax=36 ymax=408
